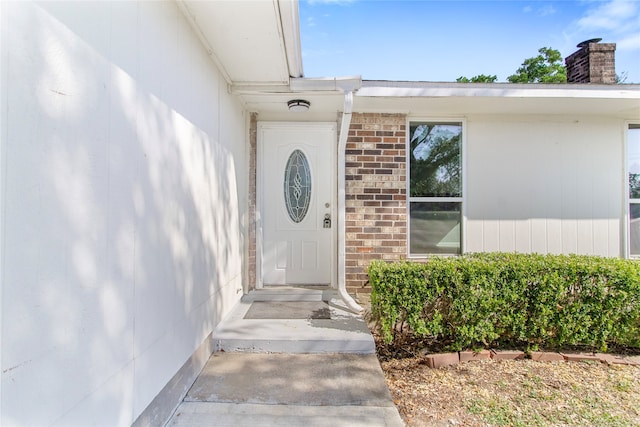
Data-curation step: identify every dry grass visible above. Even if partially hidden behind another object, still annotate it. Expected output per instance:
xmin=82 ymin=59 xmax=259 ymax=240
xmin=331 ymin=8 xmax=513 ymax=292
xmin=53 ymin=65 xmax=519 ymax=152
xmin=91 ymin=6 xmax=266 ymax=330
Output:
xmin=381 ymin=356 xmax=640 ymax=427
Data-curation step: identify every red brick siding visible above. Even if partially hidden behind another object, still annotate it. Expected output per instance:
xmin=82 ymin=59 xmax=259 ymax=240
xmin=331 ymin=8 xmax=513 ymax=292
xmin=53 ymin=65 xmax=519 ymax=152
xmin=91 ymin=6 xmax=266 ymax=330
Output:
xmin=345 ymin=113 xmax=407 ymax=294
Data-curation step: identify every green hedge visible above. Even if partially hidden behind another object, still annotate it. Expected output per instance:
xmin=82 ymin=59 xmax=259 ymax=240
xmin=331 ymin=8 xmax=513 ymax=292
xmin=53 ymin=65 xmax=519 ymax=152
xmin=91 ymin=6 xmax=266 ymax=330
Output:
xmin=368 ymin=253 xmax=640 ymax=352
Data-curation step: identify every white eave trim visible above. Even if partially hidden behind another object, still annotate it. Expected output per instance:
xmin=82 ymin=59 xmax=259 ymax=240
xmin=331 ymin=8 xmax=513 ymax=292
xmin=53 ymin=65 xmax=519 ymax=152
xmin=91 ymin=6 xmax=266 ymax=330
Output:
xmin=276 ymin=0 xmax=304 ymax=78
xmin=290 ymin=76 xmax=362 ymax=92
xmin=231 ymin=83 xmax=292 ymax=94
xmin=231 ymin=76 xmax=362 ymax=95
xmin=175 ymin=0 xmax=233 ymax=85
xmin=359 ymin=80 xmax=640 ymax=99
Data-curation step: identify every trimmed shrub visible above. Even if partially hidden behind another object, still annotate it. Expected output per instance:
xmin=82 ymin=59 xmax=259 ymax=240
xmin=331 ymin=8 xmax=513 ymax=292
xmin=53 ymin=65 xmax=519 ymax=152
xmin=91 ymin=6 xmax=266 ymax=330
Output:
xmin=368 ymin=253 xmax=640 ymax=352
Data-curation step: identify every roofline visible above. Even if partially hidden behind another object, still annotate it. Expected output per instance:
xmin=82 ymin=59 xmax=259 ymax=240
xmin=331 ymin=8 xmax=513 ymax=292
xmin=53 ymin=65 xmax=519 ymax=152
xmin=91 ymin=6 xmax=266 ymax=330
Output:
xmin=360 ymin=80 xmax=640 ymax=99
xmin=276 ymin=0 xmax=304 ymax=78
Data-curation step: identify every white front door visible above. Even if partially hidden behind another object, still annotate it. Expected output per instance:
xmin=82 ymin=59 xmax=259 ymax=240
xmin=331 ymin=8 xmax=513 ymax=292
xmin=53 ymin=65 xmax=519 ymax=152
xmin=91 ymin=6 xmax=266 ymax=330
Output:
xmin=258 ymin=123 xmax=336 ymax=286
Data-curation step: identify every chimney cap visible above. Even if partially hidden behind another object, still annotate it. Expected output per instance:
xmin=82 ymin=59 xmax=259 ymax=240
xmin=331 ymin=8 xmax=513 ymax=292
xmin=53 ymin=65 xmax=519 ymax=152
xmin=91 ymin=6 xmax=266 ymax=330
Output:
xmin=577 ymin=38 xmax=602 ymax=48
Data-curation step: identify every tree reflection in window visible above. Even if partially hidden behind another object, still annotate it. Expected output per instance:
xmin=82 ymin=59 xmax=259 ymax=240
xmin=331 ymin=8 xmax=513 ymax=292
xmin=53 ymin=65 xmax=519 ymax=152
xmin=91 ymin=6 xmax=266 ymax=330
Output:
xmin=410 ymin=123 xmax=462 ymax=198
xmin=630 ymin=173 xmax=640 ymax=199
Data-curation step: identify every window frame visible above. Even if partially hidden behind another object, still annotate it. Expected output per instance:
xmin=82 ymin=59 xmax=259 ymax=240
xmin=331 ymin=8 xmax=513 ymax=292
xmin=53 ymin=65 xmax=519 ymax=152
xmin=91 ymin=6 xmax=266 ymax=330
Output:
xmin=406 ymin=118 xmax=467 ymax=258
xmin=626 ymin=122 xmax=640 ymax=258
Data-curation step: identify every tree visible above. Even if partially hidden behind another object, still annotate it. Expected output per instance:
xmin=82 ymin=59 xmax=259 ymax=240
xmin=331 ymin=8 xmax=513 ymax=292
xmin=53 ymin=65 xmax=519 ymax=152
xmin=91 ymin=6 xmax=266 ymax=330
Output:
xmin=456 ymin=74 xmax=498 ymax=83
xmin=617 ymin=71 xmax=629 ymax=84
xmin=507 ymin=47 xmax=566 ymax=83
xmin=409 ymin=124 xmax=461 ymax=198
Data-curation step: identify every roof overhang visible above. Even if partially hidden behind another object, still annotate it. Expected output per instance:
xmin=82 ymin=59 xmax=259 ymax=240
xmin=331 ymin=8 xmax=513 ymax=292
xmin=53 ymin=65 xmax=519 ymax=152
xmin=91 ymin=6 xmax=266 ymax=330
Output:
xmin=176 ymin=1 xmax=638 ymax=120
xmin=177 ymin=0 xmax=303 ymax=85
xmin=239 ymin=80 xmax=640 ymax=120
xmin=354 ymin=81 xmax=640 ymax=118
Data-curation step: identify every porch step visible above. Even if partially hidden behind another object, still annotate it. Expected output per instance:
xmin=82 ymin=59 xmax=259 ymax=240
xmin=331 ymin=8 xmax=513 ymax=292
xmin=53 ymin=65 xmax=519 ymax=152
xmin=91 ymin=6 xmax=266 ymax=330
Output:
xmin=168 ymin=353 xmax=404 ymax=427
xmin=169 ymin=402 xmax=402 ymax=427
xmin=212 ymin=290 xmax=375 ymax=354
xmin=241 ymin=287 xmax=333 ymax=302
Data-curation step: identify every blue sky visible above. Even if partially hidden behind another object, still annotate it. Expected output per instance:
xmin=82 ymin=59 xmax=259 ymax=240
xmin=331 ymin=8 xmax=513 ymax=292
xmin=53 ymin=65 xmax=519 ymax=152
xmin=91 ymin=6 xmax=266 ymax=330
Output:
xmin=299 ymin=0 xmax=640 ymax=83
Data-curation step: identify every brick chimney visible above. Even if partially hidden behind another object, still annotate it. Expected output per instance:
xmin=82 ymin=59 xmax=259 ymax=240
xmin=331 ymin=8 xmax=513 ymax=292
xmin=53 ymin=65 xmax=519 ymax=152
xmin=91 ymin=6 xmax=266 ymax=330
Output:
xmin=565 ymin=38 xmax=616 ymax=84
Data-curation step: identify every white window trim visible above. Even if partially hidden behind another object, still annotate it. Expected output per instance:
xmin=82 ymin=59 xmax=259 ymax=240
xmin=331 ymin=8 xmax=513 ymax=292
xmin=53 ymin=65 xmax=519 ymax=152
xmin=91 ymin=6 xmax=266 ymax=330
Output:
xmin=626 ymin=121 xmax=640 ymax=258
xmin=406 ymin=117 xmax=467 ymax=258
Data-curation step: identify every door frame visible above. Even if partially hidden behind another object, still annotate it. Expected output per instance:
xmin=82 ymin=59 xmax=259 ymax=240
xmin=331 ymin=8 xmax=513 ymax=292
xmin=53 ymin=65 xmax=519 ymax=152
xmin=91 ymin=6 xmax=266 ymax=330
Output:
xmin=256 ymin=121 xmax=338 ymax=288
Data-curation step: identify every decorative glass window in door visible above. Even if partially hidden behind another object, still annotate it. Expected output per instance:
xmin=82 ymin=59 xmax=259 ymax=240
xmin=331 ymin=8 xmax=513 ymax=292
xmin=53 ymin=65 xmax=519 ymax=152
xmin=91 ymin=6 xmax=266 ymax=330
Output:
xmin=284 ymin=149 xmax=312 ymax=223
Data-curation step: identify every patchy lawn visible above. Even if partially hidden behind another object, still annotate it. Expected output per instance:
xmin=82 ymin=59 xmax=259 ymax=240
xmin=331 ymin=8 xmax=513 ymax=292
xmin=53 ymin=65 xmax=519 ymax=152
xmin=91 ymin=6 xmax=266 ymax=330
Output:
xmin=381 ymin=355 xmax=640 ymax=427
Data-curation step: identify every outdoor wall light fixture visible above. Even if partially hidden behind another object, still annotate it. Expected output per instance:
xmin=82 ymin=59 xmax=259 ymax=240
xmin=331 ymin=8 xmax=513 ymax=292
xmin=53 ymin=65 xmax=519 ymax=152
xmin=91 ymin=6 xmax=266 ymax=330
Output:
xmin=287 ymin=99 xmax=311 ymax=112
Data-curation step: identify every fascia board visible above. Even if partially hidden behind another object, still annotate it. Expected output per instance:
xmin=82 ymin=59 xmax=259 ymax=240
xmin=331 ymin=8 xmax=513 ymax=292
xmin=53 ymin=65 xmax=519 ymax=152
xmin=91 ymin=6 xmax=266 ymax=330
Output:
xmin=277 ymin=0 xmax=304 ymax=78
xmin=359 ymin=81 xmax=640 ymax=100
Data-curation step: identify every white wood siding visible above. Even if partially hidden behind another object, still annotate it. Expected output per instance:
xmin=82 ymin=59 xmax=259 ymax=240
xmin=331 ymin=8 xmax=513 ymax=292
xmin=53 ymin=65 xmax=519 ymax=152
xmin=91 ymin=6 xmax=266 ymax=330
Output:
xmin=1 ymin=2 xmax=247 ymax=425
xmin=465 ymin=116 xmax=623 ymax=256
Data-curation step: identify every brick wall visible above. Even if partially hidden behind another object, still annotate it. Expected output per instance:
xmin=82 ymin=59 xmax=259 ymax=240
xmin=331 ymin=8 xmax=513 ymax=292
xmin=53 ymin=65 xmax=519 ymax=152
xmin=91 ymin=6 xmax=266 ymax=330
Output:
xmin=345 ymin=113 xmax=408 ymax=295
xmin=565 ymin=42 xmax=616 ymax=84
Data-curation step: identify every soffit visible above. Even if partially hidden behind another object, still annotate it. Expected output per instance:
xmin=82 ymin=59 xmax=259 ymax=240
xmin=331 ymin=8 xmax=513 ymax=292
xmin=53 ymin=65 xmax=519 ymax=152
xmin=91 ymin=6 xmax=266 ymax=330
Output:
xmin=179 ymin=0 xmax=300 ymax=84
xmin=239 ymin=82 xmax=640 ymax=119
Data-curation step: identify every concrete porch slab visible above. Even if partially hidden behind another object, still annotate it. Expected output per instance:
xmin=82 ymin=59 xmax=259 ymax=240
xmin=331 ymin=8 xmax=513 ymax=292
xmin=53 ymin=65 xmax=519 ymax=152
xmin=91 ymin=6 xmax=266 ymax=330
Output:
xmin=212 ymin=290 xmax=375 ymax=354
xmin=244 ymin=301 xmax=331 ymax=319
xmin=167 ymin=352 xmax=404 ymax=427
xmin=165 ymin=290 xmax=404 ymax=427
xmin=185 ymin=353 xmax=395 ymax=406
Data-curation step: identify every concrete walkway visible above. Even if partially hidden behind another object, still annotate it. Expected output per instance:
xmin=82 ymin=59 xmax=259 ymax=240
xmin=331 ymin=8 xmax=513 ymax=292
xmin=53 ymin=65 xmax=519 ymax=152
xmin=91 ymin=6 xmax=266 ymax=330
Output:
xmin=165 ymin=289 xmax=404 ymax=426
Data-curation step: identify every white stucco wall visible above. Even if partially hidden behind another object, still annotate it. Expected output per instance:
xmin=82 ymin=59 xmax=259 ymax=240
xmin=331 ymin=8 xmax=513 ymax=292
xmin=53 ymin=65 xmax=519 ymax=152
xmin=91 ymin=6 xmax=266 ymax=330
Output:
xmin=465 ymin=115 xmax=623 ymax=256
xmin=1 ymin=1 xmax=246 ymax=425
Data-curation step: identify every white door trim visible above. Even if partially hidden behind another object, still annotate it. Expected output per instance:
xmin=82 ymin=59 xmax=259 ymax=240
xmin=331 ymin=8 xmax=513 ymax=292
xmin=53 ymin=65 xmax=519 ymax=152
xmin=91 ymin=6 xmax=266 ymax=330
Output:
xmin=256 ymin=122 xmax=337 ymax=288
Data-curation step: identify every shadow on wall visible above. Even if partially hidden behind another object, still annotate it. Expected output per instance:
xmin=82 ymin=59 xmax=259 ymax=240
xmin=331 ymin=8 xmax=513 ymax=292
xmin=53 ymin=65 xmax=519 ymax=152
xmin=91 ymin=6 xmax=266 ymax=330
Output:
xmin=2 ymin=2 xmax=245 ymax=425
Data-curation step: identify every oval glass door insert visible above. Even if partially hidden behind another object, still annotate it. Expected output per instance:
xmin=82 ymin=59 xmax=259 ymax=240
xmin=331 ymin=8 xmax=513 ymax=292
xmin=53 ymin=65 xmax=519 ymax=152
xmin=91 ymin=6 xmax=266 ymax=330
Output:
xmin=284 ymin=149 xmax=312 ymax=223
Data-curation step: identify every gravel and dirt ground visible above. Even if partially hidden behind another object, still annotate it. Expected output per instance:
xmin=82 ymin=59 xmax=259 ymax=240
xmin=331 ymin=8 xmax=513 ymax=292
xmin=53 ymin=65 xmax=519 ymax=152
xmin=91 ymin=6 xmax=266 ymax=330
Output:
xmin=380 ymin=353 xmax=640 ymax=427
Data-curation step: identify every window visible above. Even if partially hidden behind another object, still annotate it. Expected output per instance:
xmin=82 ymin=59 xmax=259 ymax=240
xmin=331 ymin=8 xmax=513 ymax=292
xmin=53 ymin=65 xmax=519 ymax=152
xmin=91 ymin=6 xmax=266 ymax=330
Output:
xmin=408 ymin=121 xmax=463 ymax=255
xmin=284 ymin=149 xmax=312 ymax=223
xmin=628 ymin=124 xmax=640 ymax=257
